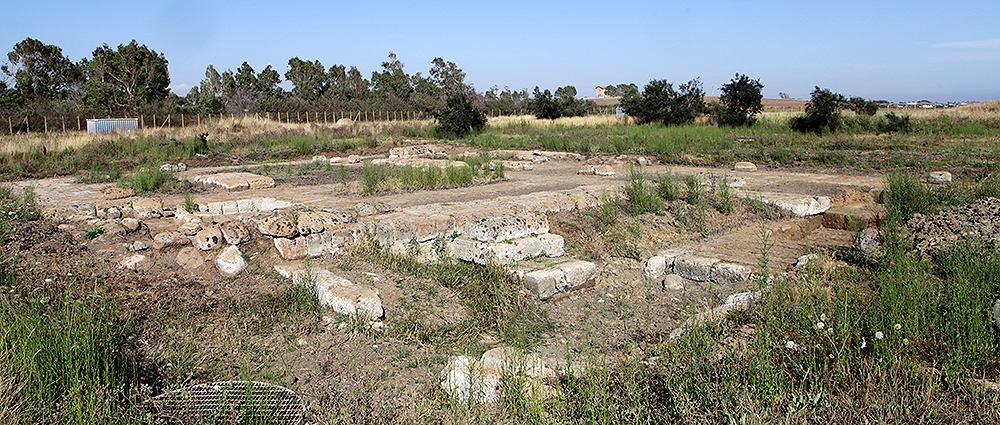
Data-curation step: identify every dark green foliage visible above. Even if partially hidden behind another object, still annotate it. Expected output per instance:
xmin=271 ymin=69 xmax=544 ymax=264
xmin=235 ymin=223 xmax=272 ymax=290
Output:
xmin=3 ymin=37 xmax=83 ymax=108
xmin=82 ymin=40 xmax=170 ymax=115
xmin=434 ymin=92 xmax=487 ymax=138
xmin=790 ymin=86 xmax=844 ymax=135
xmin=713 ymin=73 xmax=764 ymax=127
xmin=554 ymin=85 xmax=577 ymax=99
xmin=848 ymin=96 xmax=879 ymax=116
xmin=878 ymin=112 xmax=912 ymax=134
xmin=529 ymin=87 xmax=597 ymax=119
xmin=620 ymin=78 xmax=705 ymax=126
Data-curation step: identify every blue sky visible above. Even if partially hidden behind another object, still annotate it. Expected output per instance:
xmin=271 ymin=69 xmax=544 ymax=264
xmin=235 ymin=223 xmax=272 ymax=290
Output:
xmin=4 ymin=0 xmax=998 ymax=102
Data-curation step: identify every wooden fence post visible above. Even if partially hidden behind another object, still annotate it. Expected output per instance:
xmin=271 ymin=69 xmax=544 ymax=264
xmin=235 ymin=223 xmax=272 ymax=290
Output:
xmin=77 ymin=116 xmax=81 ymax=131
xmin=153 ymin=115 xmax=156 ymax=128
xmin=8 ymin=117 xmax=11 ymax=135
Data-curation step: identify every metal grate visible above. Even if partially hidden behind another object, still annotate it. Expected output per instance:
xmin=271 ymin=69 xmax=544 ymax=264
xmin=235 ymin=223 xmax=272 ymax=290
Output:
xmin=148 ymin=381 xmax=305 ymax=424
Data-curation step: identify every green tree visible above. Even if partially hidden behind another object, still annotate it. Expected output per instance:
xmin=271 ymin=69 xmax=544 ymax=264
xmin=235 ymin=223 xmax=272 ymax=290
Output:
xmin=847 ymin=96 xmax=878 ymax=116
xmin=621 ymin=78 xmax=705 ymax=125
xmin=530 ymin=87 xmax=560 ymax=119
xmin=554 ymin=85 xmax=577 ymax=99
xmin=370 ymin=52 xmax=413 ymax=110
xmin=790 ymin=86 xmax=845 ymax=134
xmin=82 ymin=40 xmax=169 ymax=115
xmin=713 ymin=73 xmax=764 ymax=127
xmin=3 ymin=38 xmax=83 ymax=110
xmin=434 ymin=91 xmax=487 ymax=138
xmin=186 ymin=64 xmax=225 ymax=114
xmin=285 ymin=57 xmax=329 ymax=101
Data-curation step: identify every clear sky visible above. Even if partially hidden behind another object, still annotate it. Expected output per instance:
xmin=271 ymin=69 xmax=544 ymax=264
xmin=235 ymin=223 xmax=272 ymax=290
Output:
xmin=4 ymin=0 xmax=998 ymax=102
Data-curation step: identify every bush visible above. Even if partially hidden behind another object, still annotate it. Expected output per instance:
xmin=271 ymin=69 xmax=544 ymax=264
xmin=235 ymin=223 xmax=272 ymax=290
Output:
xmin=878 ymin=112 xmax=912 ymax=134
xmin=434 ymin=93 xmax=486 ymax=138
xmin=620 ymin=78 xmax=705 ymax=126
xmin=713 ymin=73 xmax=764 ymax=127
xmin=790 ymin=87 xmax=843 ymax=135
xmin=529 ymin=87 xmax=597 ymax=119
xmin=623 ymin=166 xmax=661 ymax=216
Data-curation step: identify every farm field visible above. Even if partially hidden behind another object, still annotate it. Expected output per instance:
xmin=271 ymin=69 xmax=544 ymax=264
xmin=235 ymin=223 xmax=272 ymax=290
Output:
xmin=1 ymin=103 xmax=999 ymax=424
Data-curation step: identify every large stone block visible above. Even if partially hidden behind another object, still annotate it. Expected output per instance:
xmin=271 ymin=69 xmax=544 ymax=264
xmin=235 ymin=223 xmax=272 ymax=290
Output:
xmin=274 ymin=237 xmax=307 ymax=260
xmin=194 ymin=172 xmax=275 ymax=191
xmin=710 ymin=262 xmax=752 ymax=285
xmin=220 ymin=220 xmax=252 ymax=245
xmin=555 ymin=260 xmax=597 ymax=291
xmin=193 ymin=227 xmax=223 ymax=251
xmin=216 ymin=245 xmax=246 ymax=276
xmin=296 ymin=211 xmax=343 ymax=234
xmin=523 ymin=268 xmax=562 ymax=300
xmin=293 ymin=269 xmax=383 ymax=319
xmin=305 ymin=232 xmax=334 ymax=257
xmin=254 ymin=213 xmax=298 ymax=238
xmin=463 ymin=212 xmax=549 ymax=243
xmin=522 ymin=260 xmax=596 ymax=299
xmin=132 ymin=197 xmax=163 ymax=218
xmin=673 ymin=256 xmax=718 ymax=282
xmin=452 ymin=234 xmax=563 ymax=266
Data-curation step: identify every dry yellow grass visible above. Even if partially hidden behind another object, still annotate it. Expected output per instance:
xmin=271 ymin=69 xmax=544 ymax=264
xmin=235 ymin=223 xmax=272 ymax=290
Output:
xmin=488 ymin=114 xmax=625 ymax=128
xmin=0 ymin=115 xmax=437 ymax=155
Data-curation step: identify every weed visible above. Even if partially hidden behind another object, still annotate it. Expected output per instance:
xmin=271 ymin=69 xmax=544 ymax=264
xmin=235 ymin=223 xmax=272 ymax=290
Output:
xmin=118 ymin=168 xmax=176 ymax=193
xmin=655 ymin=171 xmax=680 ymax=202
xmin=183 ymin=190 xmax=195 ymax=213
xmin=85 ymin=225 xmax=105 ymax=239
xmin=683 ymin=174 xmax=705 ymax=205
xmin=623 ymin=166 xmax=662 ymax=216
xmin=711 ymin=173 xmax=734 ymax=215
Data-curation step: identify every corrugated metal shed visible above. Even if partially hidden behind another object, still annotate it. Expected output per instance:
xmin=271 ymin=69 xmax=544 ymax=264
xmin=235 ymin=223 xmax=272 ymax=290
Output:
xmin=87 ymin=118 xmax=138 ymax=134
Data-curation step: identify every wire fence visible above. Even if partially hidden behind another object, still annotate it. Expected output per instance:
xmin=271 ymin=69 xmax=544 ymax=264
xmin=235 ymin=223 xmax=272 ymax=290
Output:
xmin=1 ymin=106 xmax=622 ymax=135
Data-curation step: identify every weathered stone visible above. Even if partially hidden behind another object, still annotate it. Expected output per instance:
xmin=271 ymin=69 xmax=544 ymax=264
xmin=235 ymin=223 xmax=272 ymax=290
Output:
xmin=577 ymin=166 xmax=595 ymax=175
xmin=120 ymin=218 xmax=141 ymax=233
xmin=293 ymin=269 xmax=383 ymax=319
xmin=354 ymin=202 xmax=377 ymax=217
xmin=764 ymin=194 xmax=831 ymax=217
xmin=928 ymin=171 xmax=952 ymax=184
xmin=305 ymin=232 xmax=334 ymax=257
xmin=274 ymin=237 xmax=307 ymax=260
xmin=556 ymin=260 xmax=597 ymax=292
xmin=119 ymin=254 xmax=152 ymax=271
xmin=131 ymin=240 xmax=148 ymax=251
xmin=311 ymin=155 xmax=328 ymax=163
xmin=296 ymin=211 xmax=343 ymax=234
xmin=522 ymin=268 xmax=562 ymax=300
xmin=219 ymin=220 xmax=252 ymax=245
xmin=673 ymin=256 xmax=718 ymax=282
xmin=104 ymin=207 xmax=122 ymax=219
xmin=215 ymin=245 xmax=246 ymax=277
xmin=132 ymin=197 xmax=163 ymax=218
xmin=175 ymin=246 xmax=205 ymax=269
xmin=594 ymin=165 xmax=616 ymax=176
xmin=710 ymin=262 xmax=752 ymax=285
xmin=663 ymin=274 xmax=686 ymax=291
xmin=463 ymin=212 xmax=549 ymax=243
xmin=335 ymin=118 xmax=353 ymax=127
xmin=103 ymin=187 xmax=136 ymax=200
xmin=858 ymin=227 xmax=882 ymax=254
xmin=194 ymin=172 xmax=275 ymax=191
xmin=153 ymin=231 xmax=188 ymax=248
xmin=440 ymin=356 xmax=473 ymax=403
xmin=255 ymin=214 xmax=299 ymax=238
xmin=644 ymin=256 xmax=668 ymax=282
xmin=723 ymin=292 xmax=759 ymax=308
xmin=177 ymin=222 xmax=201 ymax=236
xmin=733 ymin=162 xmax=758 ymax=172
xmin=347 ymin=155 xmax=361 ymax=164
xmin=453 ymin=234 xmax=563 ymax=266
xmin=193 ymin=227 xmax=223 ymax=251
xmin=160 ymin=163 xmax=186 ymax=172
xmin=273 ymin=262 xmax=306 ymax=279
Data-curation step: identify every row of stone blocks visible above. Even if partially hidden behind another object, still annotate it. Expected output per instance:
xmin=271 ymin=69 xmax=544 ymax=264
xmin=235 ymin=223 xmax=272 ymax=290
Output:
xmin=198 ymin=198 xmax=297 ymax=215
xmin=644 ymin=249 xmax=752 ymax=287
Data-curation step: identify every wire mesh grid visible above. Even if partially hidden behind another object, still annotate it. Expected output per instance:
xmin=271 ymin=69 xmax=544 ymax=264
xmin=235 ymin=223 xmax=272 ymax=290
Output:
xmin=147 ymin=380 xmax=305 ymax=424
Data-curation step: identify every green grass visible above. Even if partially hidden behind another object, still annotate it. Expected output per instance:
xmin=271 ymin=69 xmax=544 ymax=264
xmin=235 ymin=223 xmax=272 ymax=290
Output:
xmin=117 ymin=168 xmax=176 ymax=193
xmin=622 ymin=166 xmax=662 ymax=216
xmin=360 ymin=161 xmax=493 ymax=196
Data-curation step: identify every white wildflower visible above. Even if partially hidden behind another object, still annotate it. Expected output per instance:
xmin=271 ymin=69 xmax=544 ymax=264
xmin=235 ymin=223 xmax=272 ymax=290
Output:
xmin=894 ymin=323 xmax=901 ymax=330
xmin=903 ymin=338 xmax=910 ymax=346
xmin=828 ymin=353 xmax=835 ymax=359
xmin=785 ymin=340 xmax=797 ymax=350
xmin=875 ymin=331 xmax=884 ymax=340
xmin=820 ymin=313 xmax=827 ymax=321
xmin=861 ymin=338 xmax=867 ymax=349
xmin=815 ymin=321 xmax=825 ymax=330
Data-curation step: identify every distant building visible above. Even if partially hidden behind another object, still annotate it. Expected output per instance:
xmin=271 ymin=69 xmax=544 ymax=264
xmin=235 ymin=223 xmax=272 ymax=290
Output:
xmin=596 ymin=86 xmax=608 ymax=98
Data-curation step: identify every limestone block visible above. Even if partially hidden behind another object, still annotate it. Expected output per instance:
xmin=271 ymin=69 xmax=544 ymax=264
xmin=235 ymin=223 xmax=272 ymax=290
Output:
xmin=293 ymin=269 xmax=383 ymax=319
xmin=522 ymin=268 xmax=562 ymax=300
xmin=463 ymin=212 xmax=549 ymax=243
xmin=389 ymin=238 xmax=450 ymax=263
xmin=723 ymin=292 xmax=759 ymax=309
xmin=354 ymin=202 xmax=377 ymax=217
xmin=577 ymin=166 xmax=595 ymax=175
xmin=710 ymin=262 xmax=752 ymax=285
xmin=305 ymin=232 xmax=334 ymax=257
xmin=452 ymin=235 xmax=561 ymax=266
xmin=255 ymin=214 xmax=298 ymax=238
xmin=216 ymin=245 xmax=246 ymax=276
xmin=347 ymin=155 xmax=361 ymax=164
xmin=297 ymin=211 xmax=342 ymax=234
xmin=221 ymin=201 xmax=239 ymax=215
xmin=131 ymin=241 xmax=148 ymax=251
xmin=733 ymin=162 xmax=757 ymax=172
xmin=176 ymin=246 xmax=204 ymax=269
xmin=153 ymin=231 xmax=189 ymax=248
xmin=335 ymin=118 xmax=353 ymax=127
xmin=274 ymin=237 xmax=307 ymax=260
xmin=220 ymin=220 xmax=252 ymax=245
xmin=194 ymin=172 xmax=275 ymax=191
xmin=554 ymin=260 xmax=596 ymax=292
xmin=132 ymin=197 xmax=163 ymax=218
xmin=594 ymin=165 xmax=616 ymax=176
xmin=193 ymin=227 xmax=223 ymax=251
xmin=119 ymin=254 xmax=152 ymax=271
xmin=253 ymin=198 xmax=296 ymax=212
xmin=236 ymin=199 xmax=253 ymax=213
xmin=312 ymin=155 xmax=328 ymax=163
xmin=929 ymin=171 xmax=952 ymax=184
xmin=537 ymin=233 xmax=565 ymax=257
xmin=765 ymin=194 xmax=831 ymax=217
xmin=440 ymin=356 xmax=473 ymax=403
xmin=121 ymin=218 xmax=141 ymax=232
xmin=673 ymin=256 xmax=718 ymax=282
xmin=104 ymin=187 xmax=135 ymax=200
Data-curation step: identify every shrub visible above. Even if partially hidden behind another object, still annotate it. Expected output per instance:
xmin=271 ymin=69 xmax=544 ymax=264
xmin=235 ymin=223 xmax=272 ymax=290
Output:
xmin=713 ymin=73 xmax=764 ymax=127
xmin=878 ymin=112 xmax=912 ymax=134
xmin=623 ymin=166 xmax=661 ymax=216
xmin=620 ymin=78 xmax=705 ymax=126
xmin=118 ymin=168 xmax=175 ymax=193
xmin=790 ymin=87 xmax=844 ymax=135
xmin=655 ymin=172 xmax=680 ymax=202
xmin=434 ymin=92 xmax=486 ymax=138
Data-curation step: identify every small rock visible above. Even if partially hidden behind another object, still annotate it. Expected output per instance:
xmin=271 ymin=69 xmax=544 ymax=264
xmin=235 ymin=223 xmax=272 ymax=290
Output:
xmin=734 ymin=162 xmax=758 ymax=172
xmin=103 ymin=187 xmax=136 ymax=200
xmin=216 ymin=245 xmax=247 ymax=276
xmin=220 ymin=220 xmax=252 ymax=245
xmin=193 ymin=227 xmax=223 ymax=251
xmin=354 ymin=202 xmax=377 ymax=217
xmin=105 ymin=207 xmax=122 ymax=219
xmin=594 ymin=165 xmax=616 ymax=176
xmin=131 ymin=240 xmax=148 ymax=251
xmin=928 ymin=171 xmax=952 ymax=184
xmin=577 ymin=166 xmax=595 ymax=175
xmin=153 ymin=231 xmax=188 ymax=248
xmin=121 ymin=218 xmax=141 ymax=233
xmin=663 ymin=274 xmax=685 ymax=291
xmin=994 ymin=299 xmax=1000 ymax=330
xmin=440 ymin=356 xmax=473 ymax=403
xmin=347 ymin=155 xmax=361 ymax=164
xmin=335 ymin=118 xmax=353 ymax=127
xmin=858 ymin=227 xmax=882 ymax=254
xmin=119 ymin=254 xmax=152 ymax=271
xmin=644 ymin=256 xmax=667 ymax=281
xmin=255 ymin=214 xmax=299 ymax=238
xmin=132 ymin=197 xmax=163 ymax=219
xmin=311 ymin=155 xmax=329 ymax=163
xmin=177 ymin=222 xmax=201 ymax=236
